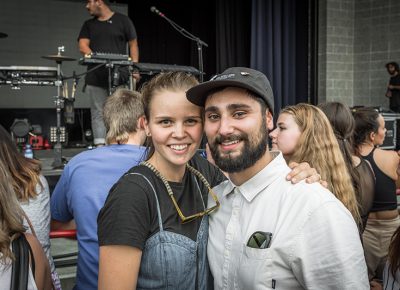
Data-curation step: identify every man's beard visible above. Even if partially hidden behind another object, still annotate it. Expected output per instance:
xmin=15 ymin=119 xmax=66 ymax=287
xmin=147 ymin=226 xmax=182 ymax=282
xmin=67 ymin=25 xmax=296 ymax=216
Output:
xmin=208 ymin=123 xmax=268 ymax=173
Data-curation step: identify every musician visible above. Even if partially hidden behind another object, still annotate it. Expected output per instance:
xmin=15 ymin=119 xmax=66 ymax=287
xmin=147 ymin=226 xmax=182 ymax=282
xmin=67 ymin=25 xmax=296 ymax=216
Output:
xmin=78 ymin=0 xmax=139 ymax=146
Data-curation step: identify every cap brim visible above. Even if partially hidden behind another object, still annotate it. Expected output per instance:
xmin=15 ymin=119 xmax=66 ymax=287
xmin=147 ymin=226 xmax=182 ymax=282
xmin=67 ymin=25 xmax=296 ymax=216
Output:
xmin=187 ymin=79 xmax=264 ymax=107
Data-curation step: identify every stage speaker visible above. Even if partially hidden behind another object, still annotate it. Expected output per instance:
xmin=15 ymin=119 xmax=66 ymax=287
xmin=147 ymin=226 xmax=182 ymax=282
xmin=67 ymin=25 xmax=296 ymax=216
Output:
xmin=381 ymin=114 xmax=397 ymax=149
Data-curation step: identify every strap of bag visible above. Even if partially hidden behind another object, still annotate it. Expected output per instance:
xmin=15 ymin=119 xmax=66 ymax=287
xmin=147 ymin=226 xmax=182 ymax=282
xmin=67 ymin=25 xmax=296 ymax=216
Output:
xmin=10 ymin=234 xmax=34 ymax=290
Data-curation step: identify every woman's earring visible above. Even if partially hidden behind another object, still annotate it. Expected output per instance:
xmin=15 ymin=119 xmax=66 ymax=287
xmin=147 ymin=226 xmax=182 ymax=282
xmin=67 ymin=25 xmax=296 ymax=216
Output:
xmin=146 ymin=132 xmax=151 ymax=137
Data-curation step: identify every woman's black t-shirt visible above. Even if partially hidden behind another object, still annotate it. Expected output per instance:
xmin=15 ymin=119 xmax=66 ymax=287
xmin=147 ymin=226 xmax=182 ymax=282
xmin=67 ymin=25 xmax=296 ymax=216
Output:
xmin=98 ymin=154 xmax=226 ymax=250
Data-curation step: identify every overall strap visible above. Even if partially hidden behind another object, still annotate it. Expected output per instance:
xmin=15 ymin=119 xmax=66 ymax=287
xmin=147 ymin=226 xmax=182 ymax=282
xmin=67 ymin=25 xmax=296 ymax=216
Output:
xmin=127 ymin=173 xmax=164 ymax=231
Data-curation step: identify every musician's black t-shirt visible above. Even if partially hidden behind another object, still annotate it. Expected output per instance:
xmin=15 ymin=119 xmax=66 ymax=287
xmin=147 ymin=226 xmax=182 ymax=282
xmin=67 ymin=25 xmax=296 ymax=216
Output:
xmin=78 ymin=12 xmax=137 ymax=88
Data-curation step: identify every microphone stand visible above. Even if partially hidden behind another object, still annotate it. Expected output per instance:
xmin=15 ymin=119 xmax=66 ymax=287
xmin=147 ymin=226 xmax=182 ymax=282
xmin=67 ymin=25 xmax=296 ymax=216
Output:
xmin=154 ymin=10 xmax=208 ymax=82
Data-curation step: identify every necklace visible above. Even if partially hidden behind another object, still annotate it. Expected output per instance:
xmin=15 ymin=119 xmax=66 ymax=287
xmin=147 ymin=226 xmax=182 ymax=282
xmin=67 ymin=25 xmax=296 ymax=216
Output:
xmin=140 ymin=161 xmax=220 ymax=223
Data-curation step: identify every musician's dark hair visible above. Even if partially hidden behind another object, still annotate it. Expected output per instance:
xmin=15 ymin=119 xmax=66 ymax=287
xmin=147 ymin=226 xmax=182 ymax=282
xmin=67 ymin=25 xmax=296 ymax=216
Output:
xmin=385 ymin=62 xmax=400 ymax=73
xmin=98 ymin=0 xmax=111 ymax=6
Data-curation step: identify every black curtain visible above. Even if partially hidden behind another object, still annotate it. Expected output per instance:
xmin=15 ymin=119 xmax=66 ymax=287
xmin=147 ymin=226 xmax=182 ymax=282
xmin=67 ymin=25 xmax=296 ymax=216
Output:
xmin=128 ymin=0 xmax=251 ymax=82
xmin=250 ymin=0 xmax=311 ymax=115
xmin=215 ymin=0 xmax=251 ymax=73
xmin=128 ymin=0 xmax=313 ymax=96
xmin=129 ymin=0 xmax=216 ymax=83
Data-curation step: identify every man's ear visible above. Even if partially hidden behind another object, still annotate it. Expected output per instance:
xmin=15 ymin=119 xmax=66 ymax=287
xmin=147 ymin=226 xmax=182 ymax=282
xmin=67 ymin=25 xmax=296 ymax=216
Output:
xmin=266 ymin=110 xmax=274 ymax=130
xmin=137 ymin=116 xmax=146 ymax=130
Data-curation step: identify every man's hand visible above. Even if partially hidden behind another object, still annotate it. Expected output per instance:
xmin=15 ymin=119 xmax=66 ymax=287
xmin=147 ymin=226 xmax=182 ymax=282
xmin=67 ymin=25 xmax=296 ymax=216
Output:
xmin=370 ymin=280 xmax=383 ymax=290
xmin=132 ymin=73 xmax=141 ymax=81
xmin=287 ymin=162 xmax=327 ymax=187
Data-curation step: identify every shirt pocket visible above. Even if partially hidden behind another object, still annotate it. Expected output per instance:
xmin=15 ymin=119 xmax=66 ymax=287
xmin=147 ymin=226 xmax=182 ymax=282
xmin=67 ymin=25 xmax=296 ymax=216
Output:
xmin=236 ymin=244 xmax=274 ymax=289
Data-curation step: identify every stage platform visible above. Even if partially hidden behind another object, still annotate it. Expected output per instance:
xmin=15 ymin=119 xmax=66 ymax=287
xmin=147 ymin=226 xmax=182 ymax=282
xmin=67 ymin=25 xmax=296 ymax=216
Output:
xmin=35 ymin=147 xmax=89 ymax=193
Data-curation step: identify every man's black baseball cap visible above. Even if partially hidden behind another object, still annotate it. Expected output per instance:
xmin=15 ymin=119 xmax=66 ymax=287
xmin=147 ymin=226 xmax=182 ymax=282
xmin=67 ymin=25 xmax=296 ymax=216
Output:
xmin=186 ymin=67 xmax=274 ymax=114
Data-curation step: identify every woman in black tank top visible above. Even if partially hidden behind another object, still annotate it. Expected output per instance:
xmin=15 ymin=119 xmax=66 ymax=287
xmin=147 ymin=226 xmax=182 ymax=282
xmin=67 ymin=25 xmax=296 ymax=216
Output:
xmin=319 ymin=102 xmax=375 ymax=233
xmin=353 ymin=107 xmax=400 ymax=282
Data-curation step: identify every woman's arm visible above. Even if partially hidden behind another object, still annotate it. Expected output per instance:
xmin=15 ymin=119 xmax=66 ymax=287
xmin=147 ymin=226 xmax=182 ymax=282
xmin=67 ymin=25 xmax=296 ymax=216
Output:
xmin=25 ymin=233 xmax=52 ymax=290
xmin=98 ymin=245 xmax=142 ymax=290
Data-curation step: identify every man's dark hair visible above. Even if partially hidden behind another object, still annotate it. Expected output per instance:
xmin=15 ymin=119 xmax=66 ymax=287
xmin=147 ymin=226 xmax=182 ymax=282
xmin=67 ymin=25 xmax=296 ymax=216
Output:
xmin=100 ymin=0 xmax=111 ymax=6
xmin=385 ymin=62 xmax=400 ymax=72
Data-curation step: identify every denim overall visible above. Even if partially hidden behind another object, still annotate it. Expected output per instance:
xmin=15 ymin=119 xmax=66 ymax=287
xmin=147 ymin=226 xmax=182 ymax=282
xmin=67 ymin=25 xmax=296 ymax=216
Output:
xmin=131 ymin=173 xmax=210 ymax=290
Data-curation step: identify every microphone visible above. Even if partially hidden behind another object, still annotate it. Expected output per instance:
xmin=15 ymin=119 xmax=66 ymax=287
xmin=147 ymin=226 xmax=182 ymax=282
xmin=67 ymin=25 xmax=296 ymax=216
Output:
xmin=150 ymin=6 xmax=164 ymax=17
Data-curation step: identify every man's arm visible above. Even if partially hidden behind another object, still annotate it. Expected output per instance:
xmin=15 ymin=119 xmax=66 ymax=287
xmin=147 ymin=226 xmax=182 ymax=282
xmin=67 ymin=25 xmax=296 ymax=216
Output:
xmin=50 ymin=168 xmax=74 ymax=226
xmin=51 ymin=219 xmax=76 ymax=231
xmin=128 ymin=39 xmax=139 ymax=62
xmin=78 ymin=38 xmax=92 ymax=55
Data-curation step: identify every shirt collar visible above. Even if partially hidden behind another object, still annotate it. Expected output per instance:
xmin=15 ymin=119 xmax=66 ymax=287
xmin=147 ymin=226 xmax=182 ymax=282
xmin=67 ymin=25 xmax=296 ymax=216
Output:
xmin=223 ymin=151 xmax=288 ymax=202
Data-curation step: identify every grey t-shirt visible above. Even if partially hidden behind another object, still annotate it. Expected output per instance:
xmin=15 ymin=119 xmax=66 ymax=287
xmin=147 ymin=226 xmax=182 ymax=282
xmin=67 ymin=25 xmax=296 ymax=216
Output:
xmin=20 ymin=175 xmax=55 ymax=273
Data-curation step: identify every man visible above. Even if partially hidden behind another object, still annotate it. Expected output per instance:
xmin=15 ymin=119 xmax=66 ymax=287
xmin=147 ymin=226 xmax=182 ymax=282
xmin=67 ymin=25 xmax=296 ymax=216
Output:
xmin=50 ymin=89 xmax=146 ymax=290
xmin=187 ymin=67 xmax=369 ymax=289
xmin=385 ymin=62 xmax=400 ymax=150
xmin=385 ymin=62 xmax=400 ymax=113
xmin=78 ymin=0 xmax=139 ymax=146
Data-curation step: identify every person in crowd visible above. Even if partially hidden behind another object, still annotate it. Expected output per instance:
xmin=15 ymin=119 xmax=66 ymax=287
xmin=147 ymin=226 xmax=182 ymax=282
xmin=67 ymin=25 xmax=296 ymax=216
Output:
xmin=0 ymin=159 xmax=52 ymax=290
xmin=0 ymin=124 xmax=61 ymax=289
xmin=385 ymin=62 xmax=400 ymax=114
xmin=369 ymin=226 xmax=400 ymax=290
xmin=78 ymin=0 xmax=139 ymax=146
xmin=319 ymin=101 xmax=375 ymax=232
xmin=97 ymin=72 xmax=226 ymax=290
xmin=186 ymin=67 xmax=369 ymax=289
xmin=51 ymin=88 xmax=147 ymax=290
xmin=385 ymin=62 xmax=400 ymax=151
xmin=383 ymin=225 xmax=400 ymax=289
xmin=269 ymin=103 xmax=361 ymax=227
xmin=353 ymin=107 xmax=400 ymax=281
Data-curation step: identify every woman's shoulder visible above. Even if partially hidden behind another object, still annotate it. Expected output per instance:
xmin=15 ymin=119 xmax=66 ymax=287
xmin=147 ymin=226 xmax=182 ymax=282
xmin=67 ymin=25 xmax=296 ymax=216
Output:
xmin=108 ymin=164 xmax=157 ymax=200
xmin=374 ymin=148 xmax=399 ymax=179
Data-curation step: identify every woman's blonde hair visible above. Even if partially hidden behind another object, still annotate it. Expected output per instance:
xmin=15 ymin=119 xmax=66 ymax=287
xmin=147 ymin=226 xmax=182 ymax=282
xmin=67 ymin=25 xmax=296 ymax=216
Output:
xmin=281 ymin=103 xmax=361 ymax=226
xmin=0 ymin=159 xmax=25 ymax=262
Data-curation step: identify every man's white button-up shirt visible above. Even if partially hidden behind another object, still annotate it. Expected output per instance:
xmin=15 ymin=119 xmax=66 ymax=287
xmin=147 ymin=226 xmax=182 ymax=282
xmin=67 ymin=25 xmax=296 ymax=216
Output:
xmin=208 ymin=152 xmax=369 ymax=290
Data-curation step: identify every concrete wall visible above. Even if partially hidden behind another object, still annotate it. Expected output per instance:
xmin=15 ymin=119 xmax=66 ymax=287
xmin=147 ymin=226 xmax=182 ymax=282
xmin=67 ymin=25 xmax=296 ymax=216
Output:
xmin=353 ymin=0 xmax=400 ymax=108
xmin=0 ymin=0 xmax=127 ymax=108
xmin=318 ymin=0 xmax=355 ymax=105
xmin=318 ymin=0 xmax=400 ymax=108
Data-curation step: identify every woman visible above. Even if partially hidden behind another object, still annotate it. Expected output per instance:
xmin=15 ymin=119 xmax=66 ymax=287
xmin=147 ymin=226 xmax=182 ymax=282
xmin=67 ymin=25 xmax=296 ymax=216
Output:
xmin=352 ymin=107 xmax=399 ymax=280
xmin=383 ymin=225 xmax=400 ymax=289
xmin=0 ymin=159 xmax=52 ymax=290
xmin=319 ymin=102 xmax=375 ymax=232
xmin=0 ymin=125 xmax=60 ymax=289
xmin=97 ymin=72 xmax=226 ymax=290
xmin=269 ymin=103 xmax=361 ymax=226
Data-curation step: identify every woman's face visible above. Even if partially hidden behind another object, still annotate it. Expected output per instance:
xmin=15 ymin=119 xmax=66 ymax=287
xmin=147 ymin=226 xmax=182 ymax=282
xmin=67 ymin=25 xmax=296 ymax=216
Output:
xmin=269 ymin=112 xmax=302 ymax=159
xmin=145 ymin=89 xmax=203 ymax=170
xmin=372 ymin=115 xmax=386 ymax=146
